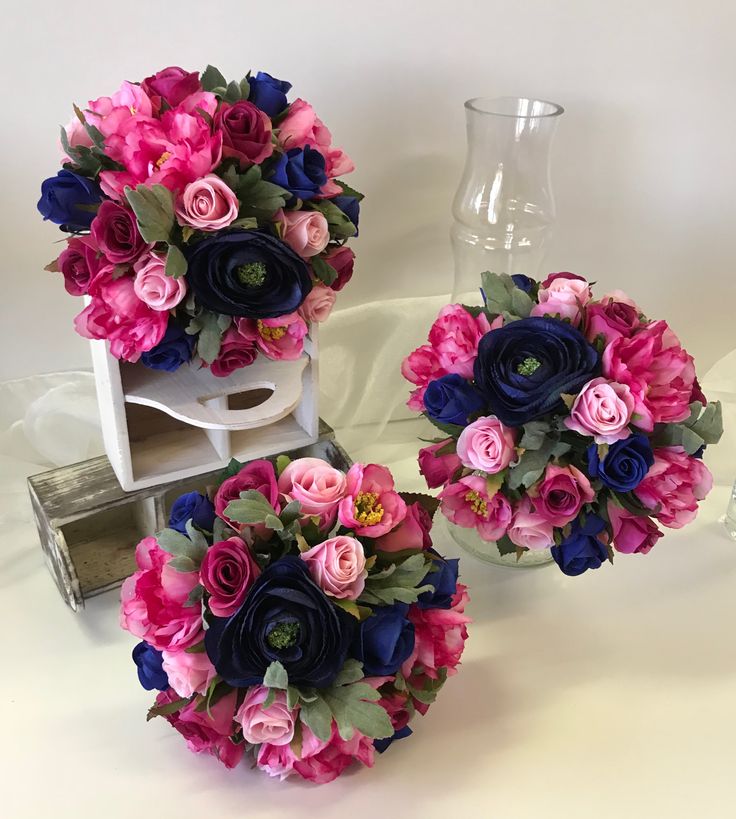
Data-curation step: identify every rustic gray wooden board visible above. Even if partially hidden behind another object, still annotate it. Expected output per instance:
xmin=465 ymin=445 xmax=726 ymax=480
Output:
xmin=28 ymin=419 xmax=351 ymax=611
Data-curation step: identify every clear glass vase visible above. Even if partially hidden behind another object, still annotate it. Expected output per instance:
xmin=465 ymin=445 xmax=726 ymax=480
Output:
xmin=445 ymin=519 xmax=554 ymax=568
xmin=451 ymin=96 xmax=564 ymax=304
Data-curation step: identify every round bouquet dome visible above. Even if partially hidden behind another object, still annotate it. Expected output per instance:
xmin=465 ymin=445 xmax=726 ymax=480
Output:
xmin=38 ymin=65 xmax=361 ymax=375
xmin=402 ymin=271 xmax=722 ymax=574
xmin=120 ymin=455 xmax=470 ymax=783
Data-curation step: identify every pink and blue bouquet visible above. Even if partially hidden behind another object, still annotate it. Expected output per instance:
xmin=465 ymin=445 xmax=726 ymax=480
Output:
xmin=403 ymin=272 xmax=722 ymax=575
xmin=120 ymin=455 xmax=469 ymax=783
xmin=39 ymin=66 xmax=361 ymax=375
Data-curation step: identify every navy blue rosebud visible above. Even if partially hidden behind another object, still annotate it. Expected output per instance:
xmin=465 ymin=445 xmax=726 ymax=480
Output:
xmin=374 ymin=725 xmax=413 ymax=753
xmin=270 ymin=146 xmax=327 ymax=201
xmin=551 ymin=514 xmax=609 ymax=576
xmin=37 ymin=170 xmax=102 ymax=232
xmin=416 ymin=551 xmax=459 ymax=610
xmin=352 ymin=603 xmax=415 ymax=676
xmin=248 ymin=71 xmax=292 ymax=117
xmin=424 ymin=374 xmax=485 ymax=427
xmin=587 ymin=434 xmax=654 ymax=492
xmin=168 ymin=491 xmax=216 ymax=534
xmin=132 ymin=641 xmax=168 ymax=691
xmin=140 ymin=322 xmax=195 ymax=372
xmin=332 ymin=195 xmax=360 ymax=234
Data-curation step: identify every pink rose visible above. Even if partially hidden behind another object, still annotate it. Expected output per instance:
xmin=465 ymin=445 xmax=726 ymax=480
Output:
xmin=278 ymin=457 xmax=347 ymax=528
xmin=133 ymin=252 xmax=187 ymax=311
xmin=375 ymin=502 xmax=433 ymax=552
xmin=86 ymin=81 xmax=153 ymax=140
xmin=507 ymin=497 xmax=554 ymax=551
xmin=584 ymin=296 xmax=642 ymax=345
xmin=256 ymin=723 xmax=326 ymax=780
xmin=300 ymin=535 xmax=367 ymax=600
xmin=428 ymin=304 xmax=491 ymax=379
xmin=209 ymin=323 xmax=258 ymax=377
xmin=56 ymin=235 xmax=102 ymax=296
xmin=299 ymin=282 xmax=336 ymax=323
xmin=564 ymin=377 xmax=635 ymax=444
xmin=236 ymin=687 xmax=296 ymax=746
xmin=215 ymin=459 xmax=280 ymax=530
xmin=338 ymin=463 xmax=407 ymax=537
xmin=456 ymin=415 xmax=517 ymax=473
xmin=322 ymin=245 xmax=355 ymax=292
xmin=280 ymin=210 xmax=330 ymax=258
xmin=402 ymin=344 xmax=446 ymax=412
xmin=439 ymin=474 xmax=513 ymax=542
xmin=215 ymin=100 xmax=273 ymax=168
xmin=378 ymin=689 xmax=412 ymax=732
xmin=417 ymin=439 xmax=462 ymax=489
xmin=634 ymin=446 xmax=713 ymax=529
xmin=530 ymin=464 xmax=595 ymax=526
xmin=199 ymin=536 xmax=261 ymax=616
xmin=91 ymin=200 xmax=149 ymax=264
xmin=532 ymin=273 xmax=591 ymax=325
xmin=607 ymin=504 xmax=663 ymax=554
xmin=60 ymin=114 xmax=93 ymax=162
xmin=119 ymin=536 xmax=202 ymax=651
xmin=161 ymin=648 xmax=216 ymax=698
xmin=236 ymin=313 xmax=308 ymax=361
xmin=602 ymin=320 xmax=696 ymax=431
xmin=141 ymin=66 xmax=201 ymax=111
xmin=292 ymin=725 xmax=375 ymax=785
xmin=175 ymin=174 xmax=239 ymax=231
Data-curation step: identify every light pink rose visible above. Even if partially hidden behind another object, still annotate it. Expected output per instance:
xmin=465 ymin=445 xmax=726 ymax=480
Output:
xmin=175 ymin=174 xmax=239 ymax=231
xmin=86 ymin=81 xmax=154 ymax=140
xmin=530 ymin=464 xmax=595 ymax=527
xmin=300 ymin=535 xmax=367 ymax=600
xmin=236 ymin=687 xmax=296 ymax=746
xmin=428 ymin=304 xmax=491 ymax=379
xmin=133 ymin=252 xmax=187 ymax=311
xmin=439 ymin=474 xmax=513 ymax=542
xmin=299 ymin=282 xmax=336 ymax=323
xmin=603 ymin=320 xmax=696 ymax=432
xmin=60 ymin=114 xmax=94 ymax=162
xmin=635 ymin=446 xmax=713 ymax=529
xmin=278 ymin=457 xmax=347 ymax=528
xmin=456 ymin=415 xmax=517 ymax=473
xmin=374 ymin=502 xmax=433 ymax=552
xmin=532 ymin=272 xmax=591 ymax=325
xmin=584 ymin=296 xmax=643 ymax=345
xmin=608 ymin=504 xmax=663 ymax=554
xmin=236 ymin=313 xmax=308 ymax=361
xmin=161 ymin=648 xmax=216 ymax=698
xmin=280 ymin=210 xmax=330 ymax=258
xmin=402 ymin=344 xmax=446 ymax=412
xmin=417 ymin=439 xmax=462 ymax=489
xmin=564 ymin=377 xmax=635 ymax=444
xmin=256 ymin=723 xmax=327 ymax=780
xmin=338 ymin=463 xmax=407 ymax=537
xmin=507 ymin=496 xmax=555 ymax=551
xmin=209 ymin=323 xmax=258 ymax=377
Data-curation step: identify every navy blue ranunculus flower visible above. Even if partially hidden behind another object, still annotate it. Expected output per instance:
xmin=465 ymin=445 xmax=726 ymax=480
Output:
xmin=140 ymin=322 xmax=195 ymax=372
xmin=168 ymin=491 xmax=216 ymax=535
xmin=587 ymin=434 xmax=654 ymax=492
xmin=37 ymin=170 xmax=102 ymax=231
xmin=333 ymin=195 xmax=360 ymax=234
xmin=270 ymin=146 xmax=327 ymax=201
xmin=352 ymin=603 xmax=415 ymax=676
xmin=551 ymin=514 xmax=609 ymax=577
xmin=248 ymin=71 xmax=292 ymax=117
xmin=132 ymin=641 xmax=168 ymax=691
xmin=416 ymin=551 xmax=459 ymax=610
xmin=205 ymin=556 xmax=355 ymax=688
xmin=186 ymin=229 xmax=312 ymax=319
xmin=374 ymin=725 xmax=413 ymax=754
xmin=511 ymin=274 xmax=534 ymax=293
xmin=424 ymin=373 xmax=485 ymax=427
xmin=473 ymin=316 xmax=600 ymax=427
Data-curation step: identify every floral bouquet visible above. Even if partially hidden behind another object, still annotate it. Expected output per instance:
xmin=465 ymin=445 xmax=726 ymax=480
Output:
xmin=402 ymin=271 xmax=723 ymax=575
xmin=38 ymin=65 xmax=361 ymax=375
xmin=120 ymin=455 xmax=469 ymax=783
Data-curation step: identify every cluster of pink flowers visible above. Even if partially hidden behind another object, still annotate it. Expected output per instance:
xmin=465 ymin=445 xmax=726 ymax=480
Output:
xmin=121 ymin=455 xmax=469 ymax=784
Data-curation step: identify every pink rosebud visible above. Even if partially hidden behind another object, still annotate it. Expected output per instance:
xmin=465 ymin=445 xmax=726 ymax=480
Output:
xmin=607 ymin=503 xmax=663 ymax=554
xmin=161 ymin=648 xmax=216 ymax=698
xmin=280 ymin=210 xmax=330 ymax=258
xmin=56 ymin=235 xmax=102 ymax=296
xmin=292 ymin=725 xmax=374 ymax=785
xmin=133 ymin=252 xmax=187 ymax=311
xmin=91 ymin=200 xmax=149 ymax=264
xmin=141 ymin=66 xmax=201 ymax=110
xmin=299 ymin=282 xmax=336 ymax=323
xmin=278 ymin=457 xmax=347 ymax=529
xmin=209 ymin=323 xmax=258 ymax=377
xmin=375 ymin=502 xmax=433 ymax=552
xmin=427 ymin=304 xmax=491 ymax=379
xmin=417 ymin=439 xmax=462 ymax=489
xmin=507 ymin=497 xmax=554 ymax=551
xmin=236 ymin=686 xmax=296 ymax=746
xmin=338 ymin=463 xmax=407 ymax=537
xmin=564 ymin=377 xmax=635 ymax=444
xmin=199 ymin=536 xmax=261 ymax=617
xmin=215 ymin=100 xmax=273 ymax=168
xmin=439 ymin=475 xmax=513 ymax=542
xmin=322 ymin=245 xmax=355 ymax=292
xmin=300 ymin=535 xmax=367 ymax=600
xmin=532 ymin=274 xmax=591 ymax=326
xmin=214 ymin=460 xmax=280 ymax=530
xmin=456 ymin=415 xmax=517 ymax=474
xmin=584 ymin=295 xmax=643 ymax=345
xmin=60 ymin=114 xmax=93 ymax=162
xmin=175 ymin=174 xmax=239 ymax=231
xmin=236 ymin=313 xmax=308 ymax=361
xmin=530 ymin=464 xmax=595 ymax=527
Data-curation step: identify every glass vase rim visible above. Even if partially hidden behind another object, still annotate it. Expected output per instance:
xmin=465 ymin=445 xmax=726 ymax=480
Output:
xmin=465 ymin=96 xmax=564 ymax=119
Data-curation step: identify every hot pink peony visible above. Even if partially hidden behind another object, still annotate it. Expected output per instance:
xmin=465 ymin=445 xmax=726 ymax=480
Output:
xmin=215 ymin=100 xmax=273 ymax=167
xmin=585 ymin=295 xmax=643 ymax=345
xmin=292 ymin=725 xmax=375 ymax=784
xmin=532 ymin=273 xmax=591 ymax=325
xmin=300 ymin=535 xmax=367 ymax=600
xmin=161 ymin=648 xmax=216 ymax=698
xmin=374 ymin=501 xmax=433 ymax=553
xmin=133 ymin=252 xmax=187 ymax=311
xmin=417 ymin=439 xmax=462 ymax=489
xmin=214 ymin=459 xmax=280 ymax=530
xmin=564 ymin=377 xmax=635 ymax=444
xmin=439 ymin=475 xmax=513 ymax=542
xmin=456 ymin=415 xmax=517 ymax=473
xmin=199 ymin=536 xmax=260 ymax=616
xmin=338 ymin=463 xmax=407 ymax=537
xmin=278 ymin=457 xmax=347 ymax=528
xmin=91 ymin=200 xmax=149 ymax=264
xmin=299 ymin=282 xmax=336 ymax=323
xmin=507 ymin=496 xmax=554 ymax=551
xmin=209 ymin=323 xmax=258 ymax=377
xmin=530 ymin=464 xmax=595 ymax=526
xmin=607 ymin=504 xmax=663 ymax=554
xmin=427 ymin=304 xmax=491 ymax=379
xmin=86 ymin=81 xmax=154 ymax=140
xmin=175 ymin=174 xmax=239 ymax=231
xmin=236 ymin=687 xmax=296 ymax=746
xmin=237 ymin=313 xmax=308 ymax=361
xmin=401 ymin=344 xmax=446 ymax=412
xmin=280 ymin=209 xmax=330 ymax=258
xmin=634 ymin=446 xmax=713 ymax=529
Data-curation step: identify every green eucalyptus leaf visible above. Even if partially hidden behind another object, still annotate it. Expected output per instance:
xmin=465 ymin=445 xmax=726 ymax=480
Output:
xmin=124 ymin=184 xmax=175 ymax=243
xmin=421 ymin=413 xmax=465 ymax=439
xmin=183 ymin=585 xmax=204 ymax=608
xmin=168 ymin=555 xmax=197 ymax=572
xmin=156 ymin=528 xmax=207 ymax=562
xmin=189 ymin=310 xmax=225 ymax=365
xmin=165 ymin=244 xmax=187 ymax=279
xmin=321 ymin=682 xmax=393 ymax=741
xmin=359 ymin=553 xmax=434 ymax=606
xmin=298 ymin=696 xmax=333 ymax=742
xmin=224 ymin=489 xmax=280 ymax=525
xmin=263 ymin=661 xmax=288 ymax=690
xmin=212 ymin=516 xmax=230 ymax=544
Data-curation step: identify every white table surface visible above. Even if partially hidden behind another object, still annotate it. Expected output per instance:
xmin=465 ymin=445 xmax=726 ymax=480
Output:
xmin=2 ymin=387 xmax=736 ymax=818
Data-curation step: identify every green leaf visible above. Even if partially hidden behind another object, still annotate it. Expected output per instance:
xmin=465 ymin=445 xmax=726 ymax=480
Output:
xmin=168 ymin=555 xmax=197 ymax=572
xmin=322 ymin=682 xmax=393 ymax=741
xmin=406 ymin=668 xmax=448 ymax=705
xmin=184 ymin=641 xmax=206 ymax=653
xmin=335 ymin=180 xmax=365 ymax=202
xmin=264 ymin=513 xmax=285 ymax=532
xmin=311 ymin=256 xmax=338 ymax=286
xmin=183 ymin=585 xmax=204 ymax=608
xmin=333 ymin=659 xmax=365 ymax=687
xmin=147 ymin=696 xmax=191 ymax=721
xmin=275 ymin=455 xmax=291 ymax=476
xmin=510 ymin=286 xmax=534 ymax=318
xmin=228 ymin=216 xmax=259 ymax=230
xmin=201 ymin=65 xmax=228 ymax=92
xmin=224 ymin=489 xmax=280 ymax=526
xmin=124 ymin=184 xmax=175 ymax=243
xmin=212 ymin=516 xmax=230 ymax=544
xmin=188 ymin=310 xmax=225 ymax=365
xmin=225 ymin=164 xmax=289 ymax=220
xmin=224 ymin=80 xmax=244 ymax=102
xmin=507 ymin=435 xmax=559 ymax=490
xmin=299 ymin=696 xmax=333 ymax=742
xmin=613 ymin=491 xmax=659 ymax=518
xmin=156 ymin=528 xmax=207 ymax=562
xmin=307 ymin=199 xmax=357 ymax=239
xmin=496 ymin=534 xmax=517 ymax=556
xmin=421 ymin=413 xmax=465 ymax=439
xmin=72 ymin=103 xmax=106 ymax=151
xmin=262 ymin=688 xmax=277 ymax=710
xmin=359 ymin=553 xmax=434 ymax=606
xmin=397 ymin=491 xmax=441 ymax=519
xmin=165 ymin=244 xmax=187 ymax=279
xmin=59 ymin=127 xmax=103 ymax=177
xmin=263 ymin=661 xmax=288 ymax=690
xmin=279 ymin=499 xmax=302 ymax=526
xmin=520 ymin=420 xmax=551 ymax=451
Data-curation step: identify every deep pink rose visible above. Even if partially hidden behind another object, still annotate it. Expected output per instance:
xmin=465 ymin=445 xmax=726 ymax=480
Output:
xmin=199 ymin=536 xmax=261 ymax=616
xmin=507 ymin=496 xmax=554 ymax=551
xmin=338 ymin=463 xmax=407 ymax=537
xmin=175 ymin=174 xmax=239 ymax=231
xmin=322 ymin=245 xmax=355 ymax=292
xmin=256 ymin=722 xmax=326 ymax=780
xmin=439 ymin=475 xmax=513 ymax=542
xmin=56 ymin=235 xmax=102 ymax=296
xmin=634 ymin=446 xmax=713 ymax=529
xmin=209 ymin=323 xmax=258 ymax=377
xmin=602 ymin=320 xmax=696 ymax=431
xmin=402 ymin=344 xmax=446 ymax=412
xmin=378 ymin=689 xmax=412 ymax=732
xmin=299 ymin=282 xmax=336 ymax=323
xmin=214 ymin=459 xmax=280 ymax=530
xmin=86 ymin=81 xmax=153 ymax=140
xmin=608 ymin=503 xmax=663 ymax=554
xmin=564 ymin=377 xmax=635 ymax=444
xmin=292 ymin=725 xmax=375 ymax=785
xmin=428 ymin=304 xmax=491 ymax=379
xmin=161 ymin=648 xmax=216 ymax=698
xmin=278 ymin=457 xmax=347 ymax=528
xmin=280 ymin=209 xmax=330 ymax=258
xmin=237 ymin=313 xmax=308 ymax=361
xmin=236 ymin=687 xmax=296 ymax=746
xmin=417 ymin=439 xmax=462 ymax=489
xmin=530 ymin=464 xmax=595 ymax=526
xmin=456 ymin=415 xmax=517 ymax=473
xmin=585 ymin=296 xmax=642 ymax=345
xmin=133 ymin=251 xmax=187 ymax=310
xmin=91 ymin=200 xmax=149 ymax=264
xmin=532 ymin=273 xmax=591 ymax=325
xmin=300 ymin=535 xmax=367 ymax=600
xmin=141 ymin=66 xmax=201 ymax=111
xmin=215 ymin=100 xmax=273 ymax=168
xmin=374 ymin=502 xmax=433 ymax=553
xmin=119 ymin=536 xmax=202 ymax=651
xmin=541 ymin=271 xmax=588 ymax=287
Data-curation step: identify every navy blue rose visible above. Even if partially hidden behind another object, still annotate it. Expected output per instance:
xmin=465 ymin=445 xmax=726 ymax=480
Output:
xmin=168 ymin=491 xmax=215 ymax=535
xmin=416 ymin=551 xmax=459 ymax=610
xmin=351 ymin=603 xmax=415 ymax=676
xmin=587 ymin=434 xmax=654 ymax=492
xmin=37 ymin=170 xmax=102 ymax=231
xmin=140 ymin=322 xmax=195 ymax=372
xmin=511 ymin=274 xmax=534 ymax=293
xmin=424 ymin=373 xmax=484 ymax=427
xmin=248 ymin=71 xmax=292 ymax=117
xmin=374 ymin=725 xmax=413 ymax=754
xmin=205 ymin=556 xmax=355 ymax=688
xmin=270 ymin=146 xmax=327 ymax=201
xmin=473 ymin=316 xmax=600 ymax=426
xmin=132 ymin=641 xmax=168 ymax=691
xmin=551 ymin=514 xmax=609 ymax=576
xmin=186 ymin=229 xmax=312 ymax=318
xmin=333 ymin=195 xmax=360 ymax=234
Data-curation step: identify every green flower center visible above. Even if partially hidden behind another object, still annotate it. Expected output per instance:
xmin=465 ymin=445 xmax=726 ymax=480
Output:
xmin=517 ymin=356 xmax=542 ymax=376
xmin=236 ymin=261 xmax=267 ymax=287
xmin=266 ymin=621 xmax=300 ymax=650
